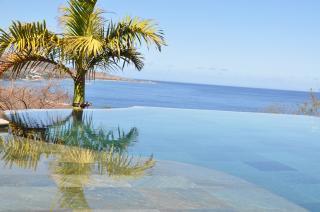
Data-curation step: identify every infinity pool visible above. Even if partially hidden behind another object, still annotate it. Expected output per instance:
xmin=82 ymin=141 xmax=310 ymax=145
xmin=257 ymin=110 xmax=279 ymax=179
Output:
xmin=1 ymin=107 xmax=320 ymax=211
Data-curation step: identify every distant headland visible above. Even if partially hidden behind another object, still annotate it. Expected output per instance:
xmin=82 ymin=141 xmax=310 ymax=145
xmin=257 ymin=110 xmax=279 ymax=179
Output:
xmin=1 ymin=67 xmax=153 ymax=84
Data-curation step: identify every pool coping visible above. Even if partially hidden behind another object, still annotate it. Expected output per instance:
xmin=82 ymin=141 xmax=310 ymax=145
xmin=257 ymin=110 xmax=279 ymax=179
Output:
xmin=3 ymin=105 xmax=317 ymax=120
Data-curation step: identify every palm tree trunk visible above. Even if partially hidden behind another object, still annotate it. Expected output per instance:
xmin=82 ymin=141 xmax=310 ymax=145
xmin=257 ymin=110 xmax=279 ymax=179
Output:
xmin=71 ymin=109 xmax=83 ymax=123
xmin=73 ymin=74 xmax=85 ymax=109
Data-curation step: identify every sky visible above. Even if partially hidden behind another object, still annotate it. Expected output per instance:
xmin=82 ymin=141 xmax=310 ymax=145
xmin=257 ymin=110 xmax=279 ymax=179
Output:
xmin=1 ymin=0 xmax=320 ymax=91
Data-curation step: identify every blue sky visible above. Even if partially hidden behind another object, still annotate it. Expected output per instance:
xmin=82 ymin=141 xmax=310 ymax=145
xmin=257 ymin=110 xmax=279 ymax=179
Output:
xmin=1 ymin=0 xmax=320 ymax=91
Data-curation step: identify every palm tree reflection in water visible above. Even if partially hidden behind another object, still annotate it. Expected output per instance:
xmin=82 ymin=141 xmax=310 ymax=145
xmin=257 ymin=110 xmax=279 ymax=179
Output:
xmin=6 ymin=110 xmax=138 ymax=152
xmin=1 ymin=110 xmax=155 ymax=210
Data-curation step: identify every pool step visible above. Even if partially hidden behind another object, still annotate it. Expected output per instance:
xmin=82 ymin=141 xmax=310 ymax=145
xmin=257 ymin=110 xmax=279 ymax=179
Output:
xmin=0 ymin=119 xmax=9 ymax=127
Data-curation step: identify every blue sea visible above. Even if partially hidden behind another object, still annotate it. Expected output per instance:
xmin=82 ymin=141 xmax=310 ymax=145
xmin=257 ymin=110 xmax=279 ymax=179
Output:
xmin=2 ymin=79 xmax=313 ymax=112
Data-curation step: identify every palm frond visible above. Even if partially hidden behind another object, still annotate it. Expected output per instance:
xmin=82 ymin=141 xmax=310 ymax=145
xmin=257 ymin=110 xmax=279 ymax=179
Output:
xmin=0 ymin=21 xmax=58 ymax=55
xmin=118 ymin=48 xmax=145 ymax=71
xmin=0 ymin=20 xmax=75 ymax=78
xmin=106 ymin=16 xmax=166 ymax=52
xmin=60 ymin=0 xmax=103 ymax=37
xmin=0 ymin=29 xmax=12 ymax=56
xmin=60 ymin=0 xmax=105 ymax=59
xmin=89 ymin=47 xmax=144 ymax=72
xmin=0 ymin=52 xmax=74 ymax=78
xmin=63 ymin=35 xmax=103 ymax=57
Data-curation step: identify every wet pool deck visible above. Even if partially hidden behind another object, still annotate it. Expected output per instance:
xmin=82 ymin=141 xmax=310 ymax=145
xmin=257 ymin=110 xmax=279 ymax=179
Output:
xmin=0 ymin=160 xmax=306 ymax=211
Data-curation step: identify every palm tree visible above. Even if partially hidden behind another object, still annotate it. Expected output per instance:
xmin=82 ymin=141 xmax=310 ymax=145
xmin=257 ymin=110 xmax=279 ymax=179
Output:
xmin=0 ymin=0 xmax=165 ymax=109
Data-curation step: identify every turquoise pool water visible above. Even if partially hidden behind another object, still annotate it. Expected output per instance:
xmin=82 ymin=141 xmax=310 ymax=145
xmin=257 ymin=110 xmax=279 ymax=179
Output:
xmin=1 ymin=107 xmax=320 ymax=211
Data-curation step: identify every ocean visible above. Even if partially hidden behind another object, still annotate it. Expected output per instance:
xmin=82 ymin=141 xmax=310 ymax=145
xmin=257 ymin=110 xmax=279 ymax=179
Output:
xmin=1 ymin=79 xmax=314 ymax=112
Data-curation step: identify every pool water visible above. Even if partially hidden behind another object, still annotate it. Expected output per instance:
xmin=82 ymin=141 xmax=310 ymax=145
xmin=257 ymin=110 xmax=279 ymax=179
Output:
xmin=1 ymin=107 xmax=320 ymax=211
